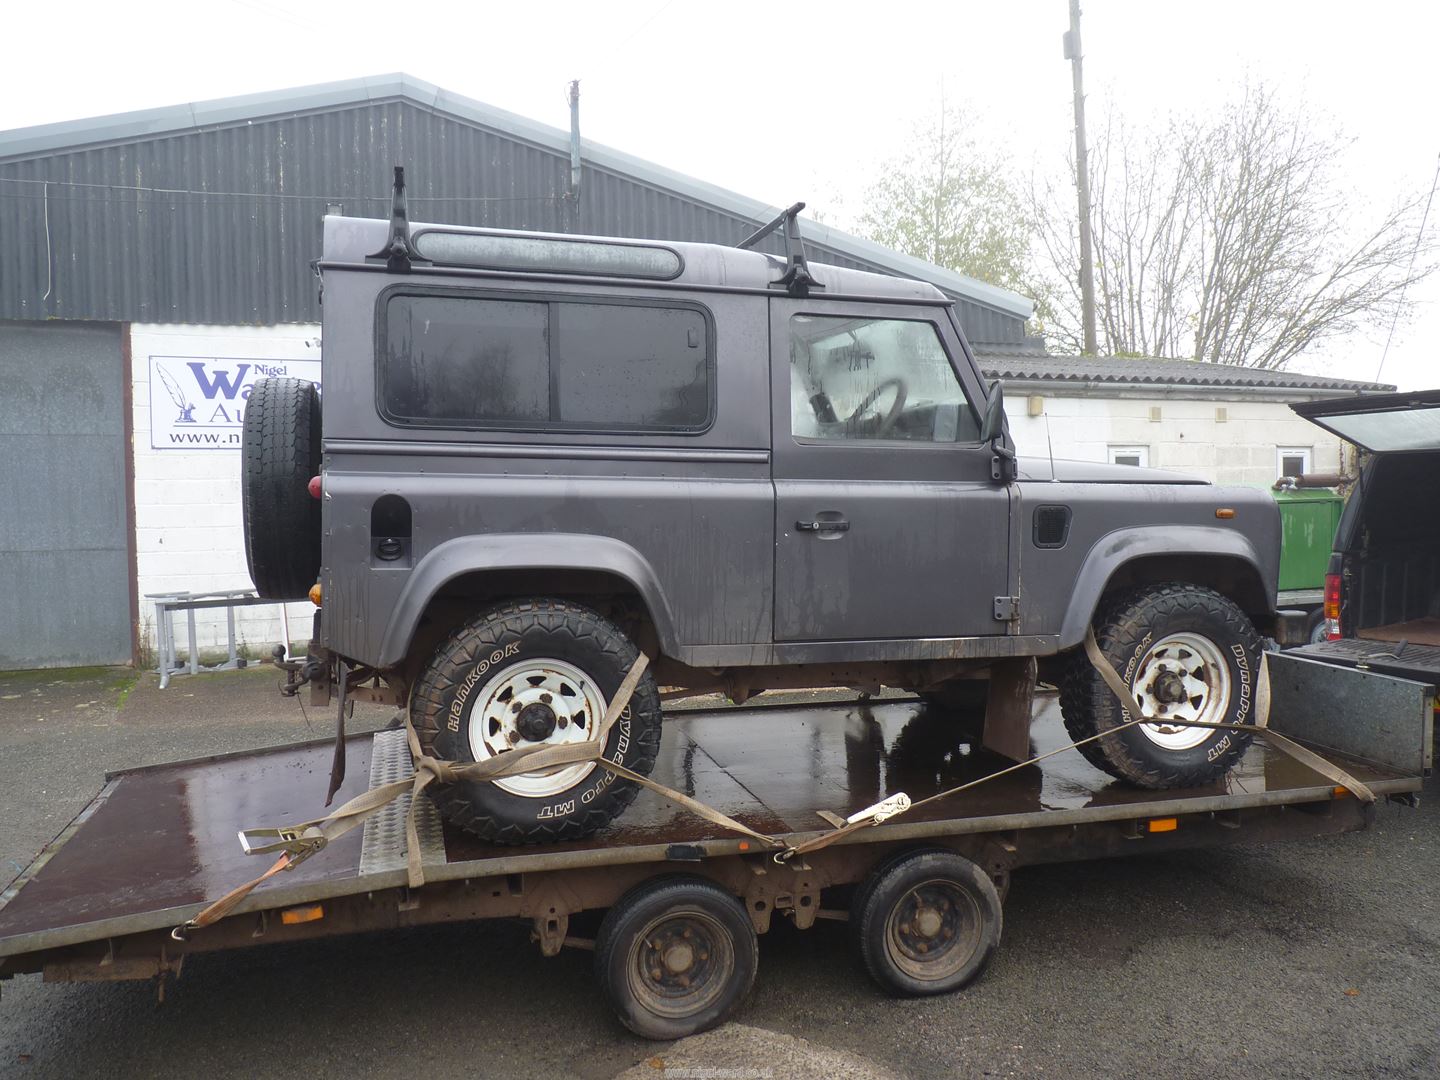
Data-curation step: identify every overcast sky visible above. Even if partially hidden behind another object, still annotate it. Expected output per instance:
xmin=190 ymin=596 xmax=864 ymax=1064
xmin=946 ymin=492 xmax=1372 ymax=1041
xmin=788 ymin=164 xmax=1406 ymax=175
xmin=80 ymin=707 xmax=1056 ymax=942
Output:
xmin=5 ymin=1 xmax=1437 ymax=388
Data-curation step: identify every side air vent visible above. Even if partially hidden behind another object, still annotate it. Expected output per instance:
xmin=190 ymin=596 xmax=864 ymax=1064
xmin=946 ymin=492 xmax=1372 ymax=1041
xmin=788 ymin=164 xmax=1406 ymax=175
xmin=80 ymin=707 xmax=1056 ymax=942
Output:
xmin=1033 ymin=505 xmax=1072 ymax=549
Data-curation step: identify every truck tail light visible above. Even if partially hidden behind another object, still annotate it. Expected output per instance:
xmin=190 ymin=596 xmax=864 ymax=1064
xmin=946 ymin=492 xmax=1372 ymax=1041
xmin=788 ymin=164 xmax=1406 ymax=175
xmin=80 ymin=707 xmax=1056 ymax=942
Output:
xmin=1323 ymin=573 xmax=1342 ymax=640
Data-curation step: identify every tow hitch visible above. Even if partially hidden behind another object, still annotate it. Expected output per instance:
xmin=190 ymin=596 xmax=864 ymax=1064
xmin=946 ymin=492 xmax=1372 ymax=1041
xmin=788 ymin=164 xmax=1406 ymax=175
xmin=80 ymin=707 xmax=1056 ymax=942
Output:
xmin=274 ymin=645 xmax=332 ymax=701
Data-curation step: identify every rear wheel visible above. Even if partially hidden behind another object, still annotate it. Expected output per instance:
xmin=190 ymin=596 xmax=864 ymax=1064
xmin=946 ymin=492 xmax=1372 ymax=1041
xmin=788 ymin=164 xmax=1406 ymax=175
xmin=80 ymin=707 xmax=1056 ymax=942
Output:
xmin=1060 ymin=583 xmax=1262 ymax=788
xmin=852 ymin=848 xmax=1002 ymax=997
xmin=411 ymin=599 xmax=662 ymax=844
xmin=240 ymin=377 xmax=321 ymax=599
xmin=595 ymin=877 xmax=757 ymax=1040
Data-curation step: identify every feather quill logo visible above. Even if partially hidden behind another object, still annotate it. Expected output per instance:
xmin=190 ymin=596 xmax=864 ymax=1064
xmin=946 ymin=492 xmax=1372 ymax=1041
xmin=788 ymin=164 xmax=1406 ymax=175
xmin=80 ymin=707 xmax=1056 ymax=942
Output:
xmin=156 ymin=362 xmax=197 ymax=423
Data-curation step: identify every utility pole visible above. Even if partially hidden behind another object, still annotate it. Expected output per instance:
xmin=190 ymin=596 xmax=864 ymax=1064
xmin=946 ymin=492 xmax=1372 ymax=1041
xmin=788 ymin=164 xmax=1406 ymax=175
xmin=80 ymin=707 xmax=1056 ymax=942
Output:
xmin=567 ymin=80 xmax=582 ymax=199
xmin=1064 ymin=0 xmax=1099 ymax=355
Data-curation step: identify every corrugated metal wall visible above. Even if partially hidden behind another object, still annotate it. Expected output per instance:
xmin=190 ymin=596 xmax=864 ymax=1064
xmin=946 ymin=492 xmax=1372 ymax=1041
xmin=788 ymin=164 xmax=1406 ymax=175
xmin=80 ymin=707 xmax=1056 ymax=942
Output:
xmin=0 ymin=99 xmax=1022 ymax=344
xmin=0 ymin=322 xmax=131 ymax=669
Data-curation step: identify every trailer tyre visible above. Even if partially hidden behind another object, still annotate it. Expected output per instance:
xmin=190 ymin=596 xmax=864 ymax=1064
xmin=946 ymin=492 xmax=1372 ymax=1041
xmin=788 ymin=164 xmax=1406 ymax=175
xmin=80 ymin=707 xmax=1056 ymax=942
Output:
xmin=241 ymin=377 xmax=321 ymax=599
xmin=853 ymin=848 xmax=1002 ymax=997
xmin=1060 ymin=583 xmax=1262 ymax=788
xmin=411 ymin=599 xmax=662 ymax=844
xmin=595 ymin=876 xmax=757 ymax=1040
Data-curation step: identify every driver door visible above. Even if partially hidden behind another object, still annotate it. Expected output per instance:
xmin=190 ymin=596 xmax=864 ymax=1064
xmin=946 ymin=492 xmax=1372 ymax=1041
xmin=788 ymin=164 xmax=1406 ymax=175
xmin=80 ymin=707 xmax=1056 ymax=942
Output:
xmin=770 ymin=297 xmax=1012 ymax=642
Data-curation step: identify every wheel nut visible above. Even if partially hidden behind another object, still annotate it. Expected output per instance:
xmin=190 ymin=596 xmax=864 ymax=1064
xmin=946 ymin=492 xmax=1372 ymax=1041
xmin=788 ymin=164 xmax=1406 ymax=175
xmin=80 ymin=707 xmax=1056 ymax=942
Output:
xmin=557 ymin=717 xmax=568 ymax=729
xmin=540 ymin=693 xmax=553 ymax=705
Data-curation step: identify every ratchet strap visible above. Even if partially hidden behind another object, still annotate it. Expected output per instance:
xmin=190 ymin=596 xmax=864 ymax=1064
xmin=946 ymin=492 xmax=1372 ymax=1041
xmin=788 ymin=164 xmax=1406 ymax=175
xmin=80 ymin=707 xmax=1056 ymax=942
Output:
xmin=176 ymin=653 xmax=784 ymax=939
xmin=176 ymin=629 xmax=1372 ymax=940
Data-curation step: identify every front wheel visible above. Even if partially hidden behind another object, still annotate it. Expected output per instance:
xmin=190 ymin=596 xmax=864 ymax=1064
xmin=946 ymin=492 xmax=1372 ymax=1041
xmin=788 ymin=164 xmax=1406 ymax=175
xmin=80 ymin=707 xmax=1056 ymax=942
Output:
xmin=411 ymin=599 xmax=662 ymax=844
xmin=1059 ymin=584 xmax=1262 ymax=788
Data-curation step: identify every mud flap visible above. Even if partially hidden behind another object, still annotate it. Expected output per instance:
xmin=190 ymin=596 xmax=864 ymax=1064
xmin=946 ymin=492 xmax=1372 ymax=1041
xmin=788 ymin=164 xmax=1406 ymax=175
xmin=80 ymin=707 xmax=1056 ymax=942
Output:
xmin=983 ymin=656 xmax=1037 ymax=762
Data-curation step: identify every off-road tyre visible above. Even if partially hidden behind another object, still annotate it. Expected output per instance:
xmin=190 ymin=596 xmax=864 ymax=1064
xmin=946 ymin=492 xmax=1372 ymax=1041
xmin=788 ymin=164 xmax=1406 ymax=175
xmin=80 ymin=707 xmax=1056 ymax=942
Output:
xmin=1059 ymin=583 xmax=1262 ymax=788
xmin=853 ymin=848 xmax=1002 ymax=997
xmin=595 ymin=876 xmax=757 ymax=1039
xmin=411 ymin=599 xmax=663 ymax=844
xmin=241 ymin=377 xmax=321 ymax=599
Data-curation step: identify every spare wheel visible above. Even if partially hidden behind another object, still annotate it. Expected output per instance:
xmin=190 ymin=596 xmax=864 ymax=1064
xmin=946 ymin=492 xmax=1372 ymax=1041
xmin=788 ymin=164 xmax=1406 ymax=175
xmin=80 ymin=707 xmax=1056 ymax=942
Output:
xmin=241 ymin=376 xmax=321 ymax=600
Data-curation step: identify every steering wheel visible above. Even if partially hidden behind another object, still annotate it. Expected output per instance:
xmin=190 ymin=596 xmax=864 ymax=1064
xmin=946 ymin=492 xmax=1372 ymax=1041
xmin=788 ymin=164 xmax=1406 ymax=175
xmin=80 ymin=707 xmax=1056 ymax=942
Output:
xmin=846 ymin=378 xmax=908 ymax=437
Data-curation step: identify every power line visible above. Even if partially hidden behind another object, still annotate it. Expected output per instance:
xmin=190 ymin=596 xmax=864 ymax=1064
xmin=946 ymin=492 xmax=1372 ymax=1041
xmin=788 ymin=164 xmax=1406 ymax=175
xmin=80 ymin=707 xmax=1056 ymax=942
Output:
xmin=1374 ymin=150 xmax=1440 ymax=384
xmin=0 ymin=175 xmax=565 ymax=204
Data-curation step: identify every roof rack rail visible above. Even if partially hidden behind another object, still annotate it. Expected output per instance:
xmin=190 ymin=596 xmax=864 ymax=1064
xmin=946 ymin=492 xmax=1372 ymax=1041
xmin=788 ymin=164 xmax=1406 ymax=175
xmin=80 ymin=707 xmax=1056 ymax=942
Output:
xmin=737 ymin=202 xmax=822 ymax=298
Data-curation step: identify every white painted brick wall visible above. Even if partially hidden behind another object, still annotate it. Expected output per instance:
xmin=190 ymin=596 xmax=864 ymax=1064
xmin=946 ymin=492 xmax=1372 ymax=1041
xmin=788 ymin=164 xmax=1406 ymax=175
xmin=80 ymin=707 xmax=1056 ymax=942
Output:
xmin=1006 ymin=394 xmax=1345 ymax=487
xmin=131 ymin=323 xmax=321 ymax=658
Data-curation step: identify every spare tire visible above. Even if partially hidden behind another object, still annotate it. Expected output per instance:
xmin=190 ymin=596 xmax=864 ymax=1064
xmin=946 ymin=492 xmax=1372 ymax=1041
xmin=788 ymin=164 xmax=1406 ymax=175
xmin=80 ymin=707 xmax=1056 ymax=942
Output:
xmin=242 ymin=377 xmax=321 ymax=599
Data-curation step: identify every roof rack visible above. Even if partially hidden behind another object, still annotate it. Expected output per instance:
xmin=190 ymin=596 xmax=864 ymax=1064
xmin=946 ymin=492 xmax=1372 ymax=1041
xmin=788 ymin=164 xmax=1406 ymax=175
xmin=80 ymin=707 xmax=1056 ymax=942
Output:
xmin=737 ymin=202 xmax=822 ymax=298
xmin=367 ymin=166 xmax=429 ymax=273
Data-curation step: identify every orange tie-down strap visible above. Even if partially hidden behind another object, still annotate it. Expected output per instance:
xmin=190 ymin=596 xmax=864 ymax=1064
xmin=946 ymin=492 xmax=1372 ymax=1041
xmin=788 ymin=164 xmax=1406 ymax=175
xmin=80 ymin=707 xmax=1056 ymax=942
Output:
xmin=174 ymin=632 xmax=1371 ymax=940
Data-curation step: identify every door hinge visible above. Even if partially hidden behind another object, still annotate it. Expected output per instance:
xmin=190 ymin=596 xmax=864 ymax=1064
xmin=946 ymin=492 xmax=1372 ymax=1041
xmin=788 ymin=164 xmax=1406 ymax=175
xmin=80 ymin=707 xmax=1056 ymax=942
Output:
xmin=993 ymin=596 xmax=1020 ymax=622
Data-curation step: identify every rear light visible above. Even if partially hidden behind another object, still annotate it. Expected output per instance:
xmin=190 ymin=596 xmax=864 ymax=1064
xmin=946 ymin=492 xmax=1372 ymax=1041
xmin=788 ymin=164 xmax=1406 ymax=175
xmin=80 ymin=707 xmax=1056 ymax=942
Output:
xmin=1324 ymin=573 xmax=1342 ymax=640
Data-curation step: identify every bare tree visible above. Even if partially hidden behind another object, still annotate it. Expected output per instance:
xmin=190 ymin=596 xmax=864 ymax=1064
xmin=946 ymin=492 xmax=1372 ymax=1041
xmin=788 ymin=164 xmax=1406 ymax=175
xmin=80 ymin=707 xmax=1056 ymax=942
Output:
xmin=858 ymin=108 xmax=1044 ymax=306
xmin=1035 ymin=84 xmax=1436 ymax=367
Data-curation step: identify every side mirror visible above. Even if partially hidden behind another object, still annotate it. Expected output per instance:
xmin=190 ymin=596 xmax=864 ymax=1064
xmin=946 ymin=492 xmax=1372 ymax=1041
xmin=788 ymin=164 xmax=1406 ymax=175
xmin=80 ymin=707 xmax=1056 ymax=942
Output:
xmin=979 ymin=381 xmax=1006 ymax=443
xmin=980 ymin=381 xmax=1018 ymax=484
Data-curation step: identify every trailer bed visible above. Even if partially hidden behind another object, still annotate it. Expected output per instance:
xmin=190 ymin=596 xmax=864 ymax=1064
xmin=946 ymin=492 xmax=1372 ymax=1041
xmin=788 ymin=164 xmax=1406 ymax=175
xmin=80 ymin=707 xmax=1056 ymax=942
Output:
xmin=0 ymin=654 xmax=1428 ymax=967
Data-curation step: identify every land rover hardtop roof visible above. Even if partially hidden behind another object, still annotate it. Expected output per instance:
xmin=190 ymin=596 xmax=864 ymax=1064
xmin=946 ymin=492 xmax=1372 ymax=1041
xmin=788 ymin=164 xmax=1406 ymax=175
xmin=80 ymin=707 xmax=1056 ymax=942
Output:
xmin=320 ymin=214 xmax=953 ymax=305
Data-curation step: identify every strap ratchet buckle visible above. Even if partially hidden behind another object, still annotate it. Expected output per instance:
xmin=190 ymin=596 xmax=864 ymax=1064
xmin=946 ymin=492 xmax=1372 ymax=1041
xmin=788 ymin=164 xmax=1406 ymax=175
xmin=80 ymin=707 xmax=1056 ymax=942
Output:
xmin=237 ymin=825 xmax=328 ymax=864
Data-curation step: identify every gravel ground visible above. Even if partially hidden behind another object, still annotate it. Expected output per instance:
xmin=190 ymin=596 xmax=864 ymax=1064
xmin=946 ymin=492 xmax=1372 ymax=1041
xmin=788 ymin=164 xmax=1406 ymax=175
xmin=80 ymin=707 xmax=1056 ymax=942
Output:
xmin=0 ymin=665 xmax=1435 ymax=1079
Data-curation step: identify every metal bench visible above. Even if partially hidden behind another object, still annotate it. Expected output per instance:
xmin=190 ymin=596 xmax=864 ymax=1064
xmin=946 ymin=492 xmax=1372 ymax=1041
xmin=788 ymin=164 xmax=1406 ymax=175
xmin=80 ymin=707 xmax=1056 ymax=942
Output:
xmin=146 ymin=589 xmax=295 ymax=688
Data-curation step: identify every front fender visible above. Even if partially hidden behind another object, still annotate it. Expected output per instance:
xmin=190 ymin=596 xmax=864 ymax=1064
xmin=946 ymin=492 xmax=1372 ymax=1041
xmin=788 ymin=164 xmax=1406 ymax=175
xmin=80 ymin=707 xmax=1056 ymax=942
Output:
xmin=1055 ymin=526 xmax=1274 ymax=649
xmin=376 ymin=533 xmax=680 ymax=667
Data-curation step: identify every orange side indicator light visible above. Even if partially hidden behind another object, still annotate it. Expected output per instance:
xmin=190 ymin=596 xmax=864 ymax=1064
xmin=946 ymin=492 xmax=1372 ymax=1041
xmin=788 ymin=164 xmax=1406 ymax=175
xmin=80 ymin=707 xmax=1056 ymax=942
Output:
xmin=1215 ymin=508 xmax=1236 ymax=519
xmin=280 ymin=903 xmax=324 ymax=925
xmin=308 ymin=583 xmax=323 ymax=606
xmin=1148 ymin=817 xmax=1178 ymax=833
xmin=738 ymin=841 xmax=750 ymax=852
xmin=1334 ymin=786 xmax=1351 ymax=799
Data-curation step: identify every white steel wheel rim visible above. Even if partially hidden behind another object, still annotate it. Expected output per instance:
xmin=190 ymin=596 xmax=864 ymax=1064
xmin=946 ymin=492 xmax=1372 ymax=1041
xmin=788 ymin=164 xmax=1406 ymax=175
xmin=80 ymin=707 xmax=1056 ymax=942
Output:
xmin=1128 ymin=632 xmax=1232 ymax=751
xmin=466 ymin=657 xmax=607 ymax=798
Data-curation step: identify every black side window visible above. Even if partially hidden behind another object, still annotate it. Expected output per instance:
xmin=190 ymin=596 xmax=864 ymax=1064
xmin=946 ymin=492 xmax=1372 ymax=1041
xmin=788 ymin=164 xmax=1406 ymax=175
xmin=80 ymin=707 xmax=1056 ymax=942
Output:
xmin=381 ymin=293 xmax=712 ymax=432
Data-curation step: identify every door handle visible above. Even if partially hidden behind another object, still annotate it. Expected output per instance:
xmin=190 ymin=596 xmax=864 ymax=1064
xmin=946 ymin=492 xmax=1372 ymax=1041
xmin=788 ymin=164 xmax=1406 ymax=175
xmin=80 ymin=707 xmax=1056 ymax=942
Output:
xmin=796 ymin=519 xmax=850 ymax=533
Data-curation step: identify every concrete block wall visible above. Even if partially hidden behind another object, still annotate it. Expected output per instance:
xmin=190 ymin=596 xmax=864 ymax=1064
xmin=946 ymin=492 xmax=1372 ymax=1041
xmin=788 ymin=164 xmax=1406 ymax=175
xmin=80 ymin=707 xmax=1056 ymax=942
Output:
xmin=1004 ymin=394 xmax=1345 ymax=487
xmin=130 ymin=323 xmax=321 ymax=657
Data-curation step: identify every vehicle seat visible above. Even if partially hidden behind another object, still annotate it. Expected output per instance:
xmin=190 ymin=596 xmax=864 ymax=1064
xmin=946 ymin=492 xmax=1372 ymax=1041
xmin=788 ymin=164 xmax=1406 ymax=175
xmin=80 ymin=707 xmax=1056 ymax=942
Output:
xmin=791 ymin=364 xmax=821 ymax=438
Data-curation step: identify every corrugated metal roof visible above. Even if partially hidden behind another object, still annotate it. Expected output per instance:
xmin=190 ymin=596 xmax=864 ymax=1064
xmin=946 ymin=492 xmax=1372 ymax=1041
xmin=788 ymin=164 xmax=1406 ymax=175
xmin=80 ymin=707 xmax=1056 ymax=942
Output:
xmin=0 ymin=74 xmax=1032 ymax=341
xmin=978 ymin=354 xmax=1396 ymax=394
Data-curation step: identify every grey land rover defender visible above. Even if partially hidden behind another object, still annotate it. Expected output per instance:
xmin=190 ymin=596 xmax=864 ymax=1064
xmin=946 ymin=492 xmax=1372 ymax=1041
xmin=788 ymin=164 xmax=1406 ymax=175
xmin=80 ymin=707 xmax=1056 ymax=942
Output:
xmin=241 ymin=182 xmax=1282 ymax=844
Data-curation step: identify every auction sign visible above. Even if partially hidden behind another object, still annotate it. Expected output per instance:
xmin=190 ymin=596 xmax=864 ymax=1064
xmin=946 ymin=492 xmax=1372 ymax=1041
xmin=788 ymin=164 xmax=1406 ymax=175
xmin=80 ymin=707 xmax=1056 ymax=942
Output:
xmin=149 ymin=355 xmax=321 ymax=449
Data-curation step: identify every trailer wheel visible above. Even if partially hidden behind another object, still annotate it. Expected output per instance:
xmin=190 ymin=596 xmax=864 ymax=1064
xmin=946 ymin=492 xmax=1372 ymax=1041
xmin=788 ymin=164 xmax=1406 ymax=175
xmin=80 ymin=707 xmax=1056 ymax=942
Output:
xmin=595 ymin=877 xmax=757 ymax=1040
xmin=241 ymin=377 xmax=321 ymax=600
xmin=411 ymin=599 xmax=662 ymax=844
xmin=1060 ymin=583 xmax=1261 ymax=788
xmin=853 ymin=848 xmax=1002 ymax=997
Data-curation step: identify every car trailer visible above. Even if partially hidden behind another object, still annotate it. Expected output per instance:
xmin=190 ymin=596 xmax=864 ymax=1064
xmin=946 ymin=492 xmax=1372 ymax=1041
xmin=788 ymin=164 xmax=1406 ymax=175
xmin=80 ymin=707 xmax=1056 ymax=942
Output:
xmin=0 ymin=653 xmax=1431 ymax=1039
